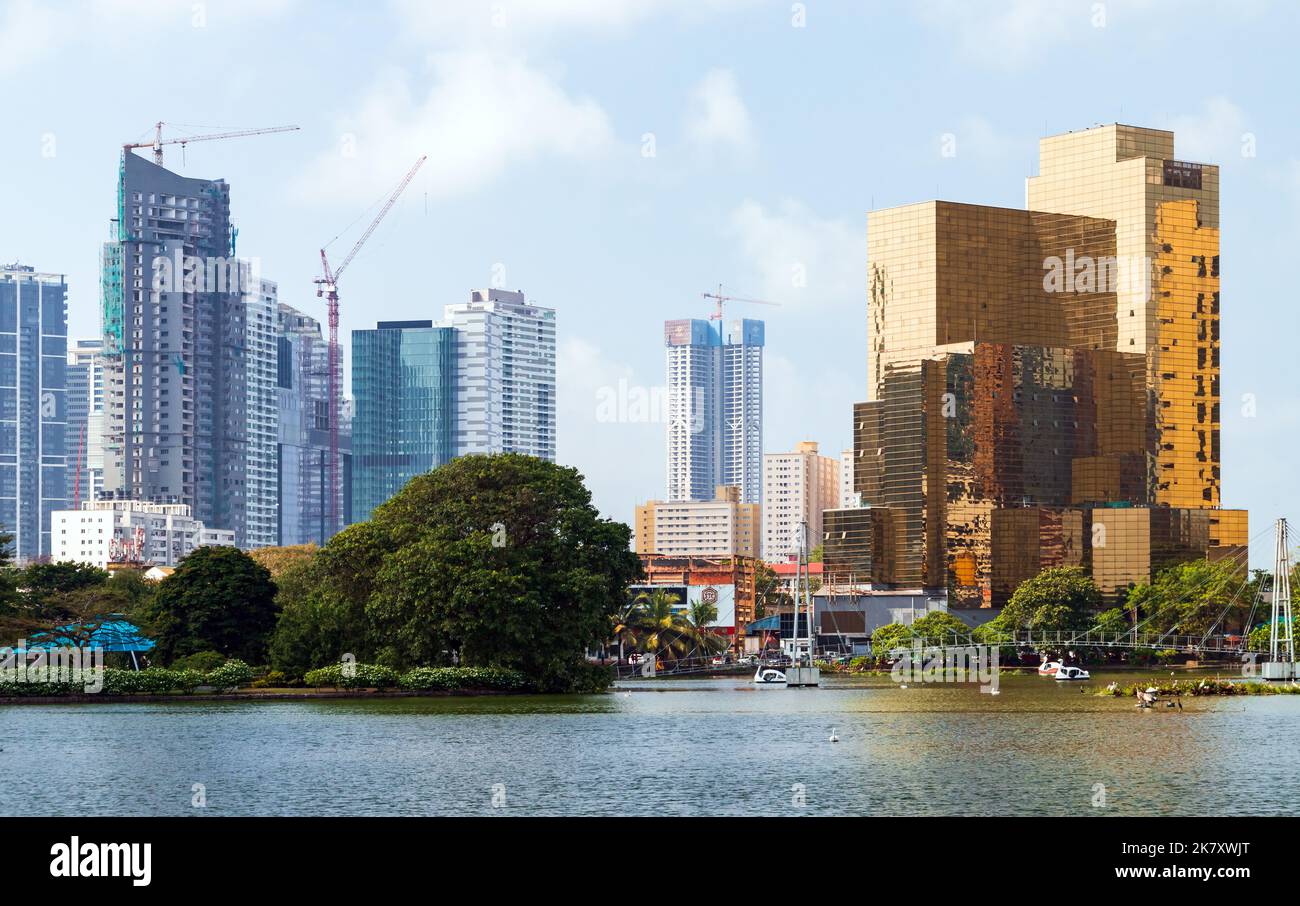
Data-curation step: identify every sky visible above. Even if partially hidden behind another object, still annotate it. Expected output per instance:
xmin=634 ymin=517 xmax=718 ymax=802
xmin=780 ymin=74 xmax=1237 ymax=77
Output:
xmin=1 ymin=0 xmax=1297 ymax=568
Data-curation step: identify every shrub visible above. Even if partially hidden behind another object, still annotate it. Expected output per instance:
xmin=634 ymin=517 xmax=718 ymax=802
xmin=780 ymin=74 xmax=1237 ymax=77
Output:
xmin=205 ymin=659 xmax=254 ymax=690
xmin=250 ymin=669 xmax=298 ymax=689
xmin=303 ymin=662 xmax=399 ymax=690
xmin=398 ymin=666 xmax=530 ymax=692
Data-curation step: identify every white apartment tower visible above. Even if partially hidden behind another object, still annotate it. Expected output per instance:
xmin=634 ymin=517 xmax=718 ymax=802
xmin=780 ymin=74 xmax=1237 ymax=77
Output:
xmin=242 ymin=278 xmax=279 ymax=548
xmin=664 ymin=318 xmax=764 ymax=504
xmin=443 ymin=289 xmax=556 ymax=461
xmin=762 ymin=441 xmax=839 ymax=560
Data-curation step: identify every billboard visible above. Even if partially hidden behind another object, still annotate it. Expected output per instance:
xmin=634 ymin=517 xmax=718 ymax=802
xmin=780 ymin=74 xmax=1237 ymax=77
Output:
xmin=688 ymin=584 xmax=735 ymax=630
xmin=627 ymin=583 xmax=736 ymax=631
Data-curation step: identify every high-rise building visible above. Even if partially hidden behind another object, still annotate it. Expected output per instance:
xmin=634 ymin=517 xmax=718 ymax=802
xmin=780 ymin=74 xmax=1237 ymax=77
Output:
xmin=635 ymin=485 xmax=760 ymax=558
xmin=66 ymin=337 xmax=105 ymax=507
xmin=1027 ymin=124 xmax=1221 ymax=509
xmin=761 ymin=441 xmax=839 ymax=560
xmin=664 ymin=318 xmax=763 ymax=504
xmin=850 ymin=125 xmax=1246 ymax=605
xmin=350 ymin=320 xmax=456 ymax=522
xmin=242 ymin=278 xmax=279 ymax=549
xmin=443 ymin=289 xmax=556 ymax=462
xmin=347 ymin=290 xmax=557 ymax=521
xmin=51 ymin=499 xmax=234 ymax=568
xmin=100 ymin=151 xmax=266 ymax=548
xmin=0 ymin=265 xmax=68 ymax=560
xmin=277 ymin=303 xmax=350 ymax=545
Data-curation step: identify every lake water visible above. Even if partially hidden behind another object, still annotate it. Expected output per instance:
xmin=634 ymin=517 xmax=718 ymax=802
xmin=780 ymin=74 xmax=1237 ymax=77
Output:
xmin=4 ymin=671 xmax=1297 ymax=816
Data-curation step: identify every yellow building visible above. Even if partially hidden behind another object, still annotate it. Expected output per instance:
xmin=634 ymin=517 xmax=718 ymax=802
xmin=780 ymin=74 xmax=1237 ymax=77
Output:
xmin=635 ymin=486 xmax=761 ymax=558
xmin=852 ymin=125 xmax=1247 ymax=604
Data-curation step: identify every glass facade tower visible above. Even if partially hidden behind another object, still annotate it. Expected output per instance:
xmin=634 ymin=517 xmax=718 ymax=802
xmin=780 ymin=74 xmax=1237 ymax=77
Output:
xmin=0 ymin=265 xmax=68 ymax=561
xmin=277 ymin=302 xmax=350 ymax=545
xmin=842 ymin=125 xmax=1247 ymax=605
xmin=350 ymin=320 xmax=455 ymax=522
xmin=664 ymin=318 xmax=764 ymax=504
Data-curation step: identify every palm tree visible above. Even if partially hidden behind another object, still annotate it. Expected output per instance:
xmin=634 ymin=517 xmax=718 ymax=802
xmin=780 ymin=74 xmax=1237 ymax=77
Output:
xmin=687 ymin=599 xmax=727 ymax=656
xmin=621 ymin=589 xmax=722 ymax=663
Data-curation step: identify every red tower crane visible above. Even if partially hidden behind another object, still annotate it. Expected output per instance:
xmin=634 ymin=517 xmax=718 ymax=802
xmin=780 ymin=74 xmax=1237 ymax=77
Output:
xmin=123 ymin=121 xmax=300 ymax=166
xmin=700 ymin=284 xmax=780 ymax=320
xmin=314 ymin=155 xmax=427 ymax=531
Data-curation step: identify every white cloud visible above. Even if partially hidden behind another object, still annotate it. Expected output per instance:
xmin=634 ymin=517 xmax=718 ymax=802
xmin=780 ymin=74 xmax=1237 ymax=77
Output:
xmin=1169 ymin=96 xmax=1250 ymax=163
xmin=727 ymin=199 xmax=863 ymax=311
xmin=0 ymin=0 xmax=296 ymax=74
xmin=292 ymin=53 xmax=615 ymax=205
xmin=683 ymin=68 xmax=756 ymax=157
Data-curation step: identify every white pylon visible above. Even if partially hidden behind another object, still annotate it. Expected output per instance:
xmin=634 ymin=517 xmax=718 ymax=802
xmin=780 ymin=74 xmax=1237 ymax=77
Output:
xmin=1270 ymin=518 xmax=1294 ymax=664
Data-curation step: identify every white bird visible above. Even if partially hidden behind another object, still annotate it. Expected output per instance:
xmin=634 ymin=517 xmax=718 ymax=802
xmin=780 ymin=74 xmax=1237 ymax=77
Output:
xmin=899 ymin=683 xmax=908 ymax=689
xmin=829 ymin=728 xmax=839 ymax=743
xmin=989 ymin=687 xmax=1001 ymax=696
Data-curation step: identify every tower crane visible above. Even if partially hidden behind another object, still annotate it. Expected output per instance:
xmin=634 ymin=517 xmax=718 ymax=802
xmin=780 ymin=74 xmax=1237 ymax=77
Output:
xmin=701 ymin=284 xmax=780 ymax=320
xmin=123 ymin=122 xmax=300 ymax=166
xmin=314 ymin=155 xmax=427 ymax=531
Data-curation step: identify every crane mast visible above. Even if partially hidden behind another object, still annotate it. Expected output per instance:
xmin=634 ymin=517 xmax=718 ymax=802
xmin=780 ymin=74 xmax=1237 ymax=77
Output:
xmin=314 ymin=155 xmax=427 ymax=533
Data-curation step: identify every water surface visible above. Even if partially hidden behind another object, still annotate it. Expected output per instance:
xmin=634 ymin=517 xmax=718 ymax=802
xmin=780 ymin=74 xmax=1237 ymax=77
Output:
xmin=3 ymin=671 xmax=1294 ymax=816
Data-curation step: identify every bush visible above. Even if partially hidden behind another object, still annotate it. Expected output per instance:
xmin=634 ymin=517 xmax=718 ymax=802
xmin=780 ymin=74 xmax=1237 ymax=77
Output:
xmin=206 ymin=659 xmax=254 ymax=690
xmin=0 ymin=658 xmax=255 ymax=697
xmin=250 ymin=669 xmax=299 ymax=689
xmin=169 ymin=650 xmax=227 ymax=672
xmin=303 ymin=662 xmax=399 ymax=690
xmin=398 ymin=666 xmax=530 ymax=692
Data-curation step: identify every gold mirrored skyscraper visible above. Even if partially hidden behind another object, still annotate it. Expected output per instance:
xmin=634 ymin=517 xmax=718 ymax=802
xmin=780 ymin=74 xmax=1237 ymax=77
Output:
xmin=835 ymin=125 xmax=1247 ymax=605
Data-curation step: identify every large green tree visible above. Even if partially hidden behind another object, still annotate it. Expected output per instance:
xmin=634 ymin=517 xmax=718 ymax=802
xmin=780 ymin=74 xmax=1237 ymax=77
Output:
xmin=143 ymin=546 xmax=278 ymax=664
xmin=1001 ymin=566 xmax=1101 ymax=633
xmin=306 ymin=454 xmax=642 ymax=687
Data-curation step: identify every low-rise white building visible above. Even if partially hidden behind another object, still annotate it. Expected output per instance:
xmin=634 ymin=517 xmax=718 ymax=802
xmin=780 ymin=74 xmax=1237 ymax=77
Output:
xmin=51 ymin=500 xmax=236 ymax=568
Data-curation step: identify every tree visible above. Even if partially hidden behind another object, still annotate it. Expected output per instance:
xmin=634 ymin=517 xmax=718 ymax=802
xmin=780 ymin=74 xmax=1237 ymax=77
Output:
xmin=20 ymin=561 xmax=109 ymax=610
xmin=250 ymin=544 xmax=319 ymax=580
xmin=143 ymin=546 xmax=278 ymax=664
xmin=269 ymin=557 xmax=367 ymax=679
xmin=310 ymin=454 xmax=642 ymax=688
xmin=908 ymin=611 xmax=973 ymax=644
xmin=1001 ymin=566 xmax=1101 ymax=633
xmin=870 ymin=622 xmax=912 ymax=660
xmin=688 ymin=597 xmax=719 ymax=630
xmin=1093 ymin=607 xmax=1129 ymax=635
xmin=1126 ymin=558 xmax=1247 ymax=637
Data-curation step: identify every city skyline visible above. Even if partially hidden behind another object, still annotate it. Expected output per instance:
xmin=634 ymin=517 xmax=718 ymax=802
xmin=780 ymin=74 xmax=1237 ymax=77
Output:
xmin=1 ymin=1 xmax=1296 ymax=568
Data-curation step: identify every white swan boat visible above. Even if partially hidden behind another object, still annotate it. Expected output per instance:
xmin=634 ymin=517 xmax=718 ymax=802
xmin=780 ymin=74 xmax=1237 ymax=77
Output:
xmin=1054 ymin=665 xmax=1090 ymax=681
xmin=753 ymin=666 xmax=787 ymax=684
xmin=1037 ymin=660 xmax=1062 ymax=676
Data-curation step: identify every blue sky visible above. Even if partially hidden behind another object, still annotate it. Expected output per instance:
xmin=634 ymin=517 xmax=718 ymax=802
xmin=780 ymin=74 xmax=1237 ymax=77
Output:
xmin=1 ymin=0 xmax=1296 ymax=567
